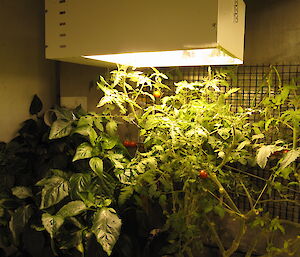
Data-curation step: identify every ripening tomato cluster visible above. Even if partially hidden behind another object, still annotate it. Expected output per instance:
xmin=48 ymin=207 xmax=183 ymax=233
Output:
xmin=123 ymin=140 xmax=137 ymax=148
xmin=198 ymin=170 xmax=208 ymax=179
xmin=153 ymin=90 xmax=161 ymax=98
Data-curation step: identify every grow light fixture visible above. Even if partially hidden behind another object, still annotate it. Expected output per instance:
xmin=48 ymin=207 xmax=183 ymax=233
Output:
xmin=83 ymin=48 xmax=242 ymax=68
xmin=45 ymin=0 xmax=245 ymax=67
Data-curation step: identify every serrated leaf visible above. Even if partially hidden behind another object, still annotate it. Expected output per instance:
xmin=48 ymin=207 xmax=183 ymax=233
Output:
xmin=214 ymin=205 xmax=225 ymax=218
xmin=237 ymin=140 xmax=251 ymax=151
xmin=89 ymin=157 xmax=103 ymax=177
xmin=106 ymin=120 xmax=118 ymax=136
xmin=9 ymin=205 xmax=33 ymax=245
xmin=106 ymin=153 xmax=127 ymax=169
xmin=118 ymin=186 xmax=134 ymax=205
xmin=29 ymin=95 xmax=43 ymax=115
xmin=49 ymin=120 xmax=73 ymax=139
xmin=256 ymin=145 xmax=283 ymax=169
xmin=11 ymin=186 xmax=32 ymax=199
xmin=42 ymin=213 xmax=64 ymax=238
xmin=92 ymin=208 xmax=122 ymax=256
xmin=73 ymin=142 xmax=93 ymax=162
xmin=94 ymin=118 xmax=104 ymax=131
xmin=280 ymin=149 xmax=300 ymax=170
xmin=252 ymin=134 xmax=265 ymax=140
xmin=40 ymin=177 xmax=69 ymax=209
xmin=56 ymin=201 xmax=86 ymax=218
xmin=224 ymin=88 xmax=240 ymax=98
xmin=77 ymin=116 xmax=93 ymax=127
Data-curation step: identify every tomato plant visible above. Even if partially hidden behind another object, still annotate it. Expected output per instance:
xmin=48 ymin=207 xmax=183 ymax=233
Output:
xmin=96 ymin=65 xmax=300 ymax=257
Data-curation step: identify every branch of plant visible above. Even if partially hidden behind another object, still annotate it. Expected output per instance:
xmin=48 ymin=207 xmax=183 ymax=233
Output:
xmin=206 ymin=189 xmax=243 ymax=218
xmin=224 ymin=165 xmax=300 ymax=194
xmin=224 ymin=219 xmax=246 ymax=257
xmin=239 ymin=179 xmax=254 ymax=209
xmin=204 ymin=215 xmax=226 ymax=256
xmin=210 ymin=173 xmax=241 ymax=214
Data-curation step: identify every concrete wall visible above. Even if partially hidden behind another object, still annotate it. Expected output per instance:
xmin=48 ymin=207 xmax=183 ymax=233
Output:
xmin=0 ymin=0 xmax=57 ymax=142
xmin=244 ymin=0 xmax=300 ymax=64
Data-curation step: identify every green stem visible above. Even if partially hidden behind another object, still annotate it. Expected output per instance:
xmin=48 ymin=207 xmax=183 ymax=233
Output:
xmin=121 ymin=79 xmax=139 ymax=123
xmin=239 ymin=179 xmax=254 ymax=209
xmin=205 ymin=215 xmax=225 ymax=256
xmin=224 ymin=219 xmax=246 ymax=257
xmin=210 ymin=173 xmax=241 ymax=214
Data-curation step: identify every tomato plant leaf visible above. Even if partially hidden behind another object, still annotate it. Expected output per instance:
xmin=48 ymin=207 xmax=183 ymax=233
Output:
xmin=56 ymin=201 xmax=86 ymax=218
xmin=280 ymin=149 xmax=300 ymax=170
xmin=92 ymin=208 xmax=122 ymax=256
xmin=256 ymin=145 xmax=283 ymax=168
xmin=49 ymin=120 xmax=73 ymax=139
xmin=89 ymin=157 xmax=104 ymax=177
xmin=73 ymin=142 xmax=93 ymax=162
xmin=214 ymin=205 xmax=225 ymax=218
xmin=118 ymin=186 xmax=134 ymax=206
xmin=77 ymin=116 xmax=93 ymax=127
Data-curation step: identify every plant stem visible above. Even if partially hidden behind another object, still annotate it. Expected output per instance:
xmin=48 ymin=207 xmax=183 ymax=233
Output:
xmin=239 ymin=179 xmax=254 ymax=209
xmin=224 ymin=219 xmax=246 ymax=257
xmin=210 ymin=173 xmax=241 ymax=214
xmin=205 ymin=215 xmax=225 ymax=256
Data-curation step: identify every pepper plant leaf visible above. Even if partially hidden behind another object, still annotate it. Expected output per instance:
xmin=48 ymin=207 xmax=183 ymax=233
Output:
xmin=40 ymin=176 xmax=69 ymax=209
xmin=42 ymin=213 xmax=64 ymax=238
xmin=11 ymin=186 xmax=32 ymax=199
xmin=73 ymin=142 xmax=93 ymax=162
xmin=89 ymin=157 xmax=103 ymax=177
xmin=56 ymin=201 xmax=86 ymax=218
xmin=69 ymin=173 xmax=92 ymax=200
xmin=92 ymin=208 xmax=122 ymax=256
xmin=29 ymin=94 xmax=43 ymax=115
xmin=106 ymin=120 xmax=118 ymax=136
xmin=49 ymin=120 xmax=73 ymax=139
xmin=9 ymin=205 xmax=33 ymax=245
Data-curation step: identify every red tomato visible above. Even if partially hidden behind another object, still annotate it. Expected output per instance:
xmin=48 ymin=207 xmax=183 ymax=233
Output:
xmin=123 ymin=140 xmax=131 ymax=147
xmin=199 ymin=170 xmax=208 ymax=179
xmin=282 ymin=149 xmax=289 ymax=154
xmin=123 ymin=140 xmax=137 ymax=147
xmin=129 ymin=141 xmax=137 ymax=147
xmin=153 ymin=90 xmax=161 ymax=98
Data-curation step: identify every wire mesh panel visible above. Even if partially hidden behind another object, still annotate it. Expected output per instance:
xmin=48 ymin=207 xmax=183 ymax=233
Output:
xmin=157 ymin=64 xmax=300 ymax=223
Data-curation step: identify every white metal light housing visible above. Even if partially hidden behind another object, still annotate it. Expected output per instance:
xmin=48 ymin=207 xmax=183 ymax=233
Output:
xmin=45 ymin=0 xmax=245 ymax=67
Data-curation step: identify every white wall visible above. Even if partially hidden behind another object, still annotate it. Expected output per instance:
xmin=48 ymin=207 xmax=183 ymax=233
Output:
xmin=0 ymin=0 xmax=57 ymax=142
xmin=244 ymin=0 xmax=300 ymax=64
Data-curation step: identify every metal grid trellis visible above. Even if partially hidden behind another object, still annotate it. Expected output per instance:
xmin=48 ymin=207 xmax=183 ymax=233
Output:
xmin=157 ymin=64 xmax=300 ymax=223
